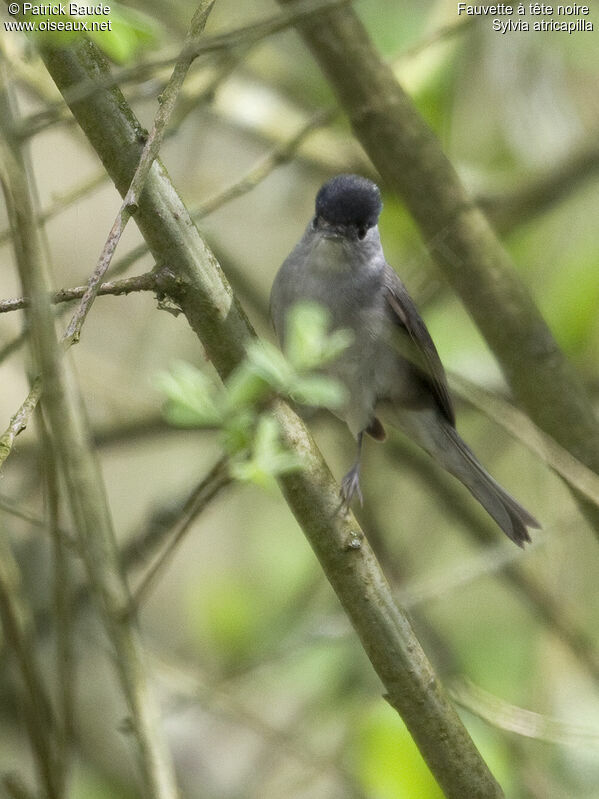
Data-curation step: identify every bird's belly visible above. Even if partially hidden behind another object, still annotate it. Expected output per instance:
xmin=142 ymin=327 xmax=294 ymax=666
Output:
xmin=324 ymin=326 xmax=382 ymax=437
xmin=274 ymin=245 xmax=386 ymax=436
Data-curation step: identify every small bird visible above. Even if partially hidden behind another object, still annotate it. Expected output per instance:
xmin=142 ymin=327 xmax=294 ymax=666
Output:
xmin=270 ymin=174 xmax=540 ymax=546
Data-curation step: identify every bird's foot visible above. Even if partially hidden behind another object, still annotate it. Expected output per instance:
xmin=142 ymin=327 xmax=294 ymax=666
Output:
xmin=340 ymin=463 xmax=363 ymax=508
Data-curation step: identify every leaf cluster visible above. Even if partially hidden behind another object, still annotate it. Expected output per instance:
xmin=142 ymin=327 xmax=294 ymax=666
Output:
xmin=157 ymin=301 xmax=353 ymax=489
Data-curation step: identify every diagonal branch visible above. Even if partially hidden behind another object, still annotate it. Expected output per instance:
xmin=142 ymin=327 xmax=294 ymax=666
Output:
xmin=36 ymin=34 xmax=505 ymax=799
xmin=0 ymin=0 xmax=216 ymax=467
xmin=1 ymin=45 xmax=181 ymax=799
xmin=61 ymin=0 xmax=216 ymax=345
xmin=451 ymin=677 xmax=599 ymax=746
xmin=480 ymin=141 xmax=599 ymax=234
xmin=131 ymin=455 xmax=232 ymax=606
xmin=279 ymin=0 xmax=599 ymax=534
xmin=16 ymin=0 xmax=351 ymax=138
xmin=0 ymin=377 xmax=42 ymax=469
xmin=0 ymin=535 xmax=62 ymax=798
xmin=449 ymin=372 xmax=599 ymax=507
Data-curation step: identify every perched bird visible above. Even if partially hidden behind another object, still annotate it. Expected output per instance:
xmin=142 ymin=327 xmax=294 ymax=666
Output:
xmin=270 ymin=174 xmax=540 ymax=546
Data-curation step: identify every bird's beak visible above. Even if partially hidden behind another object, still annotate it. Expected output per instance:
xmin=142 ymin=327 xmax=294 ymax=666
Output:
xmin=318 ymin=221 xmax=346 ymax=240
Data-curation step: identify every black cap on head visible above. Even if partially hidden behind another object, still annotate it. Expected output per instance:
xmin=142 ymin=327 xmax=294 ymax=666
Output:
xmin=315 ymin=174 xmax=382 ymax=229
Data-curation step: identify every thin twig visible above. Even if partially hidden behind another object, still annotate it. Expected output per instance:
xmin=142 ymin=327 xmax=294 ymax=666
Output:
xmin=0 ymin=494 xmax=77 ymax=548
xmin=0 ymin=274 xmax=155 ymax=462
xmin=39 ymin=31 xmax=507 ymax=799
xmin=451 ymin=677 xmax=599 ymax=747
xmin=40 ymin=416 xmax=76 ymax=763
xmin=194 ymin=107 xmax=336 ymax=217
xmin=449 ymin=371 xmax=599 ymax=509
xmin=0 ymin=54 xmax=239 ymax=245
xmin=395 ymin=539 xmax=542 ymax=611
xmin=0 ymin=328 xmax=28 ymax=364
xmin=89 ymin=107 xmax=336 ymax=279
xmin=392 ymin=16 xmax=476 ymax=63
xmin=0 ymin=536 xmax=61 ymax=798
xmin=0 ymin=304 xmax=72 ymax=367
xmin=1 ymin=53 xmax=180 ymax=799
xmin=153 ymin=647 xmax=369 ymax=797
xmin=281 ymin=0 xmax=599 ymax=542
xmin=0 ymin=377 xmax=42 ymax=469
xmin=479 ymin=142 xmax=599 ymax=234
xmin=386 ymin=438 xmax=599 ymax=684
xmin=28 ymin=454 xmax=232 ymax=645
xmin=0 ymin=271 xmax=157 ymax=314
xmin=62 ymin=1 xmax=216 ymax=346
xmin=0 ymin=170 xmax=107 ymax=247
xmin=132 ymin=456 xmax=232 ymax=606
xmin=17 ymin=0 xmax=351 ymax=138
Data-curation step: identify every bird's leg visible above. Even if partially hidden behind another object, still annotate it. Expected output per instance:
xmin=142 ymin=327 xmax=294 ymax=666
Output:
xmin=341 ymin=431 xmax=364 ymax=507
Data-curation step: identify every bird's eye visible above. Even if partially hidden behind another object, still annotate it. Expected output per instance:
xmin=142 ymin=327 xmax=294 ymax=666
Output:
xmin=357 ymin=226 xmax=367 ymax=240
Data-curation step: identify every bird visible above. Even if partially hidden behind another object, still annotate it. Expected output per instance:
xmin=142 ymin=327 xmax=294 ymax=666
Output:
xmin=270 ymin=174 xmax=540 ymax=546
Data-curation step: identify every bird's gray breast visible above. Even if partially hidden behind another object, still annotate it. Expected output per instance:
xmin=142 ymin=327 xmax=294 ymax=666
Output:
xmin=271 ymin=237 xmax=386 ymax=436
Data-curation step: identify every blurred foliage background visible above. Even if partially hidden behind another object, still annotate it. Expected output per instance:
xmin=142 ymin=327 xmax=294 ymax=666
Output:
xmin=1 ymin=0 xmax=599 ymax=797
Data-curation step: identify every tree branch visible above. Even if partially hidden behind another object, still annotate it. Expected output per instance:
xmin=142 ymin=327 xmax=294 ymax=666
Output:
xmin=451 ymin=677 xmax=599 ymax=746
xmin=279 ymin=0 xmax=599 ymax=532
xmin=449 ymin=372 xmax=599 ymax=509
xmin=0 ymin=169 xmax=107 ymax=247
xmin=387 ymin=439 xmax=599 ymax=685
xmin=480 ymin=141 xmax=599 ymax=235
xmin=61 ymin=0 xmax=215 ymax=345
xmin=131 ymin=455 xmax=232 ymax=606
xmin=0 ymin=271 xmax=157 ymax=314
xmin=0 ymin=59 xmax=180 ymax=799
xmin=16 ymin=0 xmax=351 ymax=138
xmin=36 ymin=34 xmax=505 ymax=799
xmin=0 ymin=535 xmax=61 ymax=798
xmin=0 ymin=377 xmax=42 ymax=468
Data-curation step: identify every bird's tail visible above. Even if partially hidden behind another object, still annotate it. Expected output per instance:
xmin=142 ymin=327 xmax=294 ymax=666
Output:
xmin=391 ymin=409 xmax=540 ymax=546
xmin=440 ymin=423 xmax=540 ymax=546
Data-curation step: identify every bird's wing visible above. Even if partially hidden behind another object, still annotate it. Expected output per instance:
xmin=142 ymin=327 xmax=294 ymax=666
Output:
xmin=383 ymin=264 xmax=455 ymax=426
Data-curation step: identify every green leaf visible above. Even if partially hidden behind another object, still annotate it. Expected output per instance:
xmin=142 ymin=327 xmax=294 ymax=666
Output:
xmin=156 ymin=362 xmax=224 ymax=427
xmin=285 ymin=301 xmax=329 ymax=370
xmin=24 ymin=10 xmax=83 ymax=48
xmin=244 ymin=339 xmax=295 ymax=390
xmin=88 ymin=4 xmax=159 ymax=64
xmin=229 ymin=416 xmax=301 ymax=489
xmin=285 ymin=301 xmax=353 ymax=371
xmin=225 ymin=363 xmax=270 ymax=411
xmin=229 ymin=459 xmax=279 ymax=491
xmin=285 ymin=301 xmax=352 ymax=371
xmin=319 ymin=327 xmax=355 ymax=364
xmin=253 ymin=415 xmax=301 ymax=475
xmin=221 ymin=408 xmax=256 ymax=454
xmin=289 ymin=374 xmax=348 ymax=409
